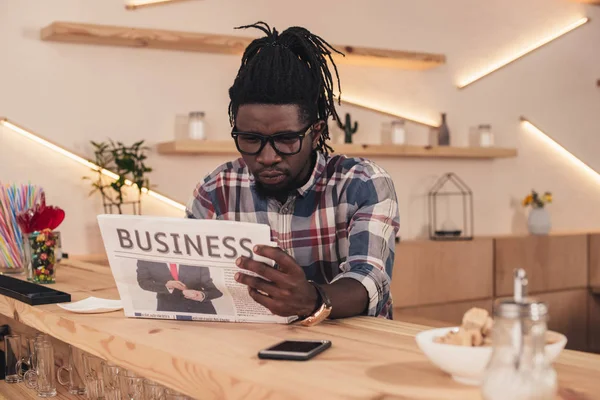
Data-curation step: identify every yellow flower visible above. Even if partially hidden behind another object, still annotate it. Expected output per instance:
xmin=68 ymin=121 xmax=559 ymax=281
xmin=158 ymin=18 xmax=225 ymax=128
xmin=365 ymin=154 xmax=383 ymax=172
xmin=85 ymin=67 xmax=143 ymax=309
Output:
xmin=522 ymin=194 xmax=533 ymax=207
xmin=543 ymin=193 xmax=552 ymax=203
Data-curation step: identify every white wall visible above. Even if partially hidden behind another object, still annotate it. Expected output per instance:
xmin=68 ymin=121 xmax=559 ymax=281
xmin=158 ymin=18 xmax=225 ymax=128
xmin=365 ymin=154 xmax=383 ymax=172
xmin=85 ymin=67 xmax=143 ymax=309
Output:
xmin=1 ymin=0 xmax=599 ymax=256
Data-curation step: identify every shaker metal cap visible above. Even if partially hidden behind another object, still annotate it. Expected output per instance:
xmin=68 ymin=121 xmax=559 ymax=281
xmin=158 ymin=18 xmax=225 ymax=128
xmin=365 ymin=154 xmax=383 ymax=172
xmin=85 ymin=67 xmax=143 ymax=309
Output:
xmin=493 ymin=298 xmax=548 ymax=320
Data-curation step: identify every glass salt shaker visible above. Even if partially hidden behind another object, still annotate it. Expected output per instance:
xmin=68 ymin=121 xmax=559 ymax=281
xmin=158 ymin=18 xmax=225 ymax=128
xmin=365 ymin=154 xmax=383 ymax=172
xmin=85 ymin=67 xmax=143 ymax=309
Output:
xmin=188 ymin=111 xmax=205 ymax=140
xmin=481 ymin=298 xmax=557 ymax=400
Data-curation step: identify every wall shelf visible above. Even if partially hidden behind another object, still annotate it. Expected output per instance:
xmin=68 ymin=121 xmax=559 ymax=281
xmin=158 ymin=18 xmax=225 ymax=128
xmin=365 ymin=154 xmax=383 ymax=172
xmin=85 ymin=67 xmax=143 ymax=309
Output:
xmin=156 ymin=140 xmax=517 ymax=159
xmin=40 ymin=22 xmax=446 ymax=70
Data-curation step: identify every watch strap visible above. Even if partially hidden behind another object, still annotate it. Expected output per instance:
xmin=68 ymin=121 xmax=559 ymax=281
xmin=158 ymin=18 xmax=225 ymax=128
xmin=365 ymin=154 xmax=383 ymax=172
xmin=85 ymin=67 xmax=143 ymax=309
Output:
xmin=308 ymin=280 xmax=331 ymax=308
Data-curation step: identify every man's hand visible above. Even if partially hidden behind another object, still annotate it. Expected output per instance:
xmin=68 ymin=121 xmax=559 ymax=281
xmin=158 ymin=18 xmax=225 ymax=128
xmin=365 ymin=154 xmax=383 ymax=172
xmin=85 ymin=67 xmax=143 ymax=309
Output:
xmin=182 ymin=289 xmax=206 ymax=301
xmin=165 ymin=280 xmax=187 ymax=291
xmin=234 ymin=245 xmax=318 ymax=317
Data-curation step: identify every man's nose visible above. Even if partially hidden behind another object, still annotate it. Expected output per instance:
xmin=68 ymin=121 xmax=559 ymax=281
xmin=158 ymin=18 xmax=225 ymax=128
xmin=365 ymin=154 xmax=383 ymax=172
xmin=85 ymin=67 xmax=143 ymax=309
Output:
xmin=256 ymin=141 xmax=282 ymax=166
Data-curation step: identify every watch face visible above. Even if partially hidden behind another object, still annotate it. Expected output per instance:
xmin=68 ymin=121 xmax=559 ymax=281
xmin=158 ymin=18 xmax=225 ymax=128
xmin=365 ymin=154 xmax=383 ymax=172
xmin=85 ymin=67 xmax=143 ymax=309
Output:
xmin=300 ymin=304 xmax=331 ymax=326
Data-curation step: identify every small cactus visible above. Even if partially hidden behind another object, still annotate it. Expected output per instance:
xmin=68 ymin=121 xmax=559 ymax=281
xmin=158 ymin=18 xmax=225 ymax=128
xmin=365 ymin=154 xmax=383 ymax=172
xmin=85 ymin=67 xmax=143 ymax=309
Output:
xmin=342 ymin=113 xmax=358 ymax=143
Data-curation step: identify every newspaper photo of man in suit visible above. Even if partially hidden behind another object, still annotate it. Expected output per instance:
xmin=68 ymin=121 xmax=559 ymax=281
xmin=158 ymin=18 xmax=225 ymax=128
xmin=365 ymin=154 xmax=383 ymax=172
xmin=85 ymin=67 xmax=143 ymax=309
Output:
xmin=136 ymin=260 xmax=223 ymax=314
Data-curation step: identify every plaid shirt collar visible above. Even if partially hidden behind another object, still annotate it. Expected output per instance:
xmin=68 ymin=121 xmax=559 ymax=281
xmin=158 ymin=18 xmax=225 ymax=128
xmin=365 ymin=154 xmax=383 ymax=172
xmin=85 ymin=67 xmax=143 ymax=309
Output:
xmin=247 ymin=151 xmax=327 ymax=198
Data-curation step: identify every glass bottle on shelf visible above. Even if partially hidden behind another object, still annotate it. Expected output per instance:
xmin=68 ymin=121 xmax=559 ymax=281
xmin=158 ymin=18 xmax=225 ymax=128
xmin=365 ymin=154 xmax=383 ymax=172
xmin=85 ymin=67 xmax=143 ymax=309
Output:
xmin=188 ymin=111 xmax=205 ymax=140
xmin=438 ymin=113 xmax=450 ymax=146
xmin=478 ymin=124 xmax=494 ymax=147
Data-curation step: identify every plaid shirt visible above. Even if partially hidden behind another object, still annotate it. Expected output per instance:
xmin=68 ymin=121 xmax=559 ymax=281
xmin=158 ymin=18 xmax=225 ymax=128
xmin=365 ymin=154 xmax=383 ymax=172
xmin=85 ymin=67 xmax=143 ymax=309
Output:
xmin=185 ymin=152 xmax=400 ymax=318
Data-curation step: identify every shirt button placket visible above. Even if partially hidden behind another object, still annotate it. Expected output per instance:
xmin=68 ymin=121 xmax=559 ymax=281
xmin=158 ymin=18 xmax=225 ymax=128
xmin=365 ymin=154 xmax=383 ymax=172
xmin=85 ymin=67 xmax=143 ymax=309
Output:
xmin=279 ymin=199 xmax=293 ymax=252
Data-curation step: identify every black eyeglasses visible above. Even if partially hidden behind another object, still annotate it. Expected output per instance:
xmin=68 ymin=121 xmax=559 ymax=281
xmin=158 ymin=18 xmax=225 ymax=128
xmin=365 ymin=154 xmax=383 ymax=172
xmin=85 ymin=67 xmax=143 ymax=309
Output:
xmin=231 ymin=125 xmax=313 ymax=156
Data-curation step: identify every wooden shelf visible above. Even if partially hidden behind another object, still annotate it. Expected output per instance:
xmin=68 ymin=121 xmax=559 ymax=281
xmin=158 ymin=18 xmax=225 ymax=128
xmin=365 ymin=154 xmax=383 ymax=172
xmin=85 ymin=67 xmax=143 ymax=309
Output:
xmin=40 ymin=22 xmax=446 ymax=70
xmin=156 ymin=140 xmax=517 ymax=159
xmin=0 ymin=381 xmax=80 ymax=400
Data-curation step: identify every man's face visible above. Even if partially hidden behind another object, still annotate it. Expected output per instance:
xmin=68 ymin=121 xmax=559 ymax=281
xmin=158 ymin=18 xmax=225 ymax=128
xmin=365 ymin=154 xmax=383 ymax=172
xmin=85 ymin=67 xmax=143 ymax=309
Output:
xmin=234 ymin=104 xmax=322 ymax=198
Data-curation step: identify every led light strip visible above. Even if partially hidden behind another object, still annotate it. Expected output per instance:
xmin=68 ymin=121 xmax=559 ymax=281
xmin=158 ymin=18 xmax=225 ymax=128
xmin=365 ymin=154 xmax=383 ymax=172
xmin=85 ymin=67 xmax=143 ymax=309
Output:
xmin=0 ymin=118 xmax=186 ymax=211
xmin=520 ymin=116 xmax=600 ymax=184
xmin=341 ymin=96 xmax=440 ymax=128
xmin=458 ymin=17 xmax=590 ymax=89
xmin=125 ymin=0 xmax=194 ymax=10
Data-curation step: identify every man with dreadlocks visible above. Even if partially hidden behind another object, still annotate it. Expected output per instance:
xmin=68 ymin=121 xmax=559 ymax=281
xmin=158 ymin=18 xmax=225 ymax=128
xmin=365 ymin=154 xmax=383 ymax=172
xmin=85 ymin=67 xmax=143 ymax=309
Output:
xmin=186 ymin=22 xmax=399 ymax=324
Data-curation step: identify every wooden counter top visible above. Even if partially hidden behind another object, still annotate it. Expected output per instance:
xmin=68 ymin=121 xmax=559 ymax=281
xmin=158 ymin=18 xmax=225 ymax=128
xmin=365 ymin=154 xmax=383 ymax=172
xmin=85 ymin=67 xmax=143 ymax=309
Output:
xmin=1 ymin=260 xmax=599 ymax=400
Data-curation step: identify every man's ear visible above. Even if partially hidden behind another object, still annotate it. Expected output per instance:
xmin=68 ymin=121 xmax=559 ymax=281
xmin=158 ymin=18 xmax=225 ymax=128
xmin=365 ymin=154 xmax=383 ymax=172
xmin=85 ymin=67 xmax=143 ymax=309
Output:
xmin=311 ymin=121 xmax=326 ymax=150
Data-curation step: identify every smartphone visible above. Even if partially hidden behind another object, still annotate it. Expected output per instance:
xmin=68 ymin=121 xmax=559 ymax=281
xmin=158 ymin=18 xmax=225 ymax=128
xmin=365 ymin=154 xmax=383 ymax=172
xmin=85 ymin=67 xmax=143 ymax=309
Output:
xmin=257 ymin=340 xmax=331 ymax=361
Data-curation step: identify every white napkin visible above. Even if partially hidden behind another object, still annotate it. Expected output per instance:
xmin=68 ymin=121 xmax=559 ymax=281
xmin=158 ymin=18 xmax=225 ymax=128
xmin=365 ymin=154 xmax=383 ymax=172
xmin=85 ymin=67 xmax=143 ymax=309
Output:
xmin=58 ymin=297 xmax=123 ymax=314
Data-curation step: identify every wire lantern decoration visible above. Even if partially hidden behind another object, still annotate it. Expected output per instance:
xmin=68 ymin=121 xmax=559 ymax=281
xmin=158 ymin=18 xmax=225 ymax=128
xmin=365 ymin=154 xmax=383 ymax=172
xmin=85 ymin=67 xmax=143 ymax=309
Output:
xmin=428 ymin=172 xmax=474 ymax=241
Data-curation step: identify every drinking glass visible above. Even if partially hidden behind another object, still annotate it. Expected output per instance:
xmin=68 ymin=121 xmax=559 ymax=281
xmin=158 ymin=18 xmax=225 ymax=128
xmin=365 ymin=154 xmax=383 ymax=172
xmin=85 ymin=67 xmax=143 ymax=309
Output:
xmin=143 ymin=379 xmax=166 ymax=400
xmin=57 ymin=345 xmax=87 ymax=395
xmin=102 ymin=362 xmax=121 ymax=400
xmin=4 ymin=335 xmax=22 ymax=383
xmin=24 ymin=340 xmax=57 ymax=397
xmin=82 ymin=353 xmax=105 ymax=400
xmin=120 ymin=369 xmax=144 ymax=400
xmin=18 ymin=336 xmax=36 ymax=377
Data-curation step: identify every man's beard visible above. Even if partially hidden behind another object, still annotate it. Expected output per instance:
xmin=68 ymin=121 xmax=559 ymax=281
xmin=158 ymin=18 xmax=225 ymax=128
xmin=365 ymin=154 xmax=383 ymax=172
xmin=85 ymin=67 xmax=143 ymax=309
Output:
xmin=253 ymin=175 xmax=295 ymax=200
xmin=252 ymin=153 xmax=317 ymax=200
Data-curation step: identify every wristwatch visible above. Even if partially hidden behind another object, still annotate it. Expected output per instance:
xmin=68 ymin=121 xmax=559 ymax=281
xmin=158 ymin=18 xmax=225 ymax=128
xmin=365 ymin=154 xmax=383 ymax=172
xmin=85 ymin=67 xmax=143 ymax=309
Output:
xmin=299 ymin=281 xmax=332 ymax=327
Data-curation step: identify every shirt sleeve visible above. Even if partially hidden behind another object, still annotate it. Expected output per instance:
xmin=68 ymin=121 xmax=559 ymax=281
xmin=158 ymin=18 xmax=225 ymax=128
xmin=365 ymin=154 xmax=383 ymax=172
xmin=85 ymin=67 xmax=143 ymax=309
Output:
xmin=185 ymin=182 xmax=217 ymax=220
xmin=330 ymin=168 xmax=399 ymax=317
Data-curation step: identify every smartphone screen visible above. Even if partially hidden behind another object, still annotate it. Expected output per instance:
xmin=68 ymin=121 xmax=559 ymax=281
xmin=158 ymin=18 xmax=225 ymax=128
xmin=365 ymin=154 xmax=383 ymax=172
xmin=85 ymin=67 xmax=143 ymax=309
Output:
xmin=266 ymin=341 xmax=325 ymax=353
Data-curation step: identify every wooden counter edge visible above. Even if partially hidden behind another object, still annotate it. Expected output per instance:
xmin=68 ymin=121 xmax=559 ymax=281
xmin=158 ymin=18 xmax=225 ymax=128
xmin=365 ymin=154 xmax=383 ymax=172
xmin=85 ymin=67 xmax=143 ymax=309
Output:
xmin=0 ymin=296 xmax=299 ymax=400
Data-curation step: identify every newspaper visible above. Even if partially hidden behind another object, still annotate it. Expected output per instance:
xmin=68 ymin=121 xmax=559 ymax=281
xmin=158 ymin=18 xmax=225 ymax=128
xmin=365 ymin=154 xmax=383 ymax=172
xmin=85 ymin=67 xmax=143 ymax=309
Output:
xmin=97 ymin=215 xmax=296 ymax=324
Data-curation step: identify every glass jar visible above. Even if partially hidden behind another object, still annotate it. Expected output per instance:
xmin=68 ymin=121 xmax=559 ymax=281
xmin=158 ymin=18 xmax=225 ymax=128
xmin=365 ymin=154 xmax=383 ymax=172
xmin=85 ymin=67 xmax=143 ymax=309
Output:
xmin=481 ymin=299 xmax=557 ymax=400
xmin=26 ymin=230 xmax=59 ymax=284
xmin=188 ymin=111 xmax=205 ymax=140
xmin=391 ymin=119 xmax=406 ymax=145
xmin=478 ymin=124 xmax=494 ymax=147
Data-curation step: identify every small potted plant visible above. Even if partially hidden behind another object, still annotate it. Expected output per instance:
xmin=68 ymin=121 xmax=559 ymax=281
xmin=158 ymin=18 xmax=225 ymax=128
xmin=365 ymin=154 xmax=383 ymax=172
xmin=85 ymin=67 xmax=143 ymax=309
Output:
xmin=522 ymin=190 xmax=552 ymax=235
xmin=84 ymin=140 xmax=152 ymax=215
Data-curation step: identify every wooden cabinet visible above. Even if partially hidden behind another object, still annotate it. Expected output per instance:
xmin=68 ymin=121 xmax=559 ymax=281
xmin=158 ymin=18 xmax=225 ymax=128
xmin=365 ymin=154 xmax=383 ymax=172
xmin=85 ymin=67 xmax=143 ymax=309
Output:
xmin=394 ymin=299 xmax=493 ymax=327
xmin=392 ymin=239 xmax=493 ymax=308
xmin=392 ymin=233 xmax=598 ymax=352
xmin=534 ymin=290 xmax=589 ymax=351
xmin=495 ymin=234 xmax=588 ymax=296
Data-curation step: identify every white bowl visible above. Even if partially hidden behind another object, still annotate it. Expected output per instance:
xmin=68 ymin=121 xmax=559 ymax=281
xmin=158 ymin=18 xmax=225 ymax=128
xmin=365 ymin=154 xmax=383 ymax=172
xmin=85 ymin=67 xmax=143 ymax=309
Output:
xmin=415 ymin=327 xmax=567 ymax=386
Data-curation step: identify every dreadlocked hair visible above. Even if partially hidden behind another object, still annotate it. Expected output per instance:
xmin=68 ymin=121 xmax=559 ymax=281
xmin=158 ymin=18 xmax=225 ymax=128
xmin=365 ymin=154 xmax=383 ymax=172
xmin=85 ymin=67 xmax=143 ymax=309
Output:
xmin=228 ymin=21 xmax=344 ymax=155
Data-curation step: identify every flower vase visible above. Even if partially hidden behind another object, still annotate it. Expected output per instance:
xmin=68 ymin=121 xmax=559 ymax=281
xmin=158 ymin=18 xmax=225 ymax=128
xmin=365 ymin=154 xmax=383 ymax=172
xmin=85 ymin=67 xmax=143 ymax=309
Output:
xmin=27 ymin=230 xmax=58 ymax=284
xmin=528 ymin=207 xmax=551 ymax=235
